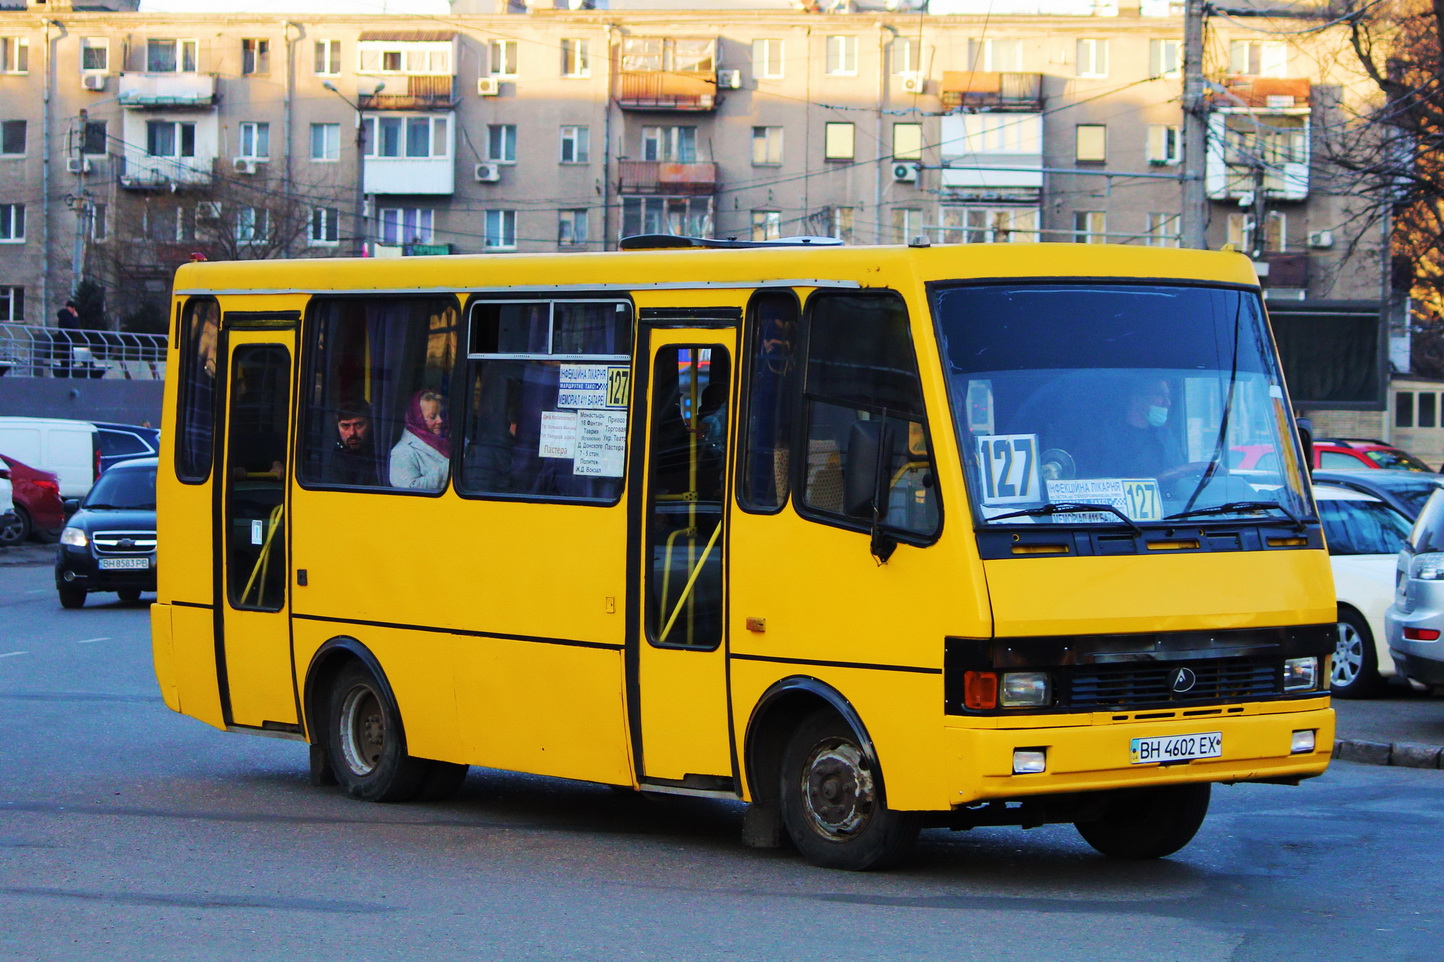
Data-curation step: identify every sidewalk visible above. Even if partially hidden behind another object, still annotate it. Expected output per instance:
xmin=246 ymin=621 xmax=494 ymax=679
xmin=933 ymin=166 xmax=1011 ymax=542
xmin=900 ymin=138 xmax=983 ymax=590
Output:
xmin=0 ymin=542 xmax=54 ymax=566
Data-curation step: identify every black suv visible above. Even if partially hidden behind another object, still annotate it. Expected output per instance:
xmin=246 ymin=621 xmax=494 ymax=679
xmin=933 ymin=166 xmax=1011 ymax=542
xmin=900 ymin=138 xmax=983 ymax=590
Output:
xmin=56 ymin=457 xmax=157 ymax=608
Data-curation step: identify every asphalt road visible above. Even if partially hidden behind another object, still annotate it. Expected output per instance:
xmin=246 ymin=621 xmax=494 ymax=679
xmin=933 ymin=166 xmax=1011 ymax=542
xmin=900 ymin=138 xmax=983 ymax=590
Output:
xmin=3 ymin=561 xmax=1443 ymax=961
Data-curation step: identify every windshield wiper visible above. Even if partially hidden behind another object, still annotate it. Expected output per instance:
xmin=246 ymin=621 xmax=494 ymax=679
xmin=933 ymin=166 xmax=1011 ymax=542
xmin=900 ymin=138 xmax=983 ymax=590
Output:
xmin=1165 ymin=500 xmax=1305 ymax=531
xmin=987 ymin=501 xmax=1142 ymax=536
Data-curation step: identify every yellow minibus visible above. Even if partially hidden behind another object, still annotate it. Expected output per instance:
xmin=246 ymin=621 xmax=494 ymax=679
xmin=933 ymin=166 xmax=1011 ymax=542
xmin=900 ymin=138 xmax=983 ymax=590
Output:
xmin=151 ymin=240 xmax=1335 ymax=869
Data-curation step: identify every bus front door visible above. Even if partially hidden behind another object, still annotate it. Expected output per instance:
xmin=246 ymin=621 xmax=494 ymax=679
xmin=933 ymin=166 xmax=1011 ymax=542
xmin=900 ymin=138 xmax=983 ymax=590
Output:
xmin=633 ymin=331 xmax=737 ymax=788
xmin=217 ymin=330 xmax=298 ymax=731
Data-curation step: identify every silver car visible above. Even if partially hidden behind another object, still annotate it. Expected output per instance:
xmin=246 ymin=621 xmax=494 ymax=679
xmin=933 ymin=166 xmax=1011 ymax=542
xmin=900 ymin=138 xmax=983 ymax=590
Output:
xmin=1386 ymin=489 xmax=1444 ymax=690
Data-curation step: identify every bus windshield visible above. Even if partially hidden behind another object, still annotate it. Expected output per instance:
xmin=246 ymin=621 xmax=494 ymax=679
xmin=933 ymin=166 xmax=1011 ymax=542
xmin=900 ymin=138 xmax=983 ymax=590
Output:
xmin=933 ymin=282 xmax=1312 ymax=527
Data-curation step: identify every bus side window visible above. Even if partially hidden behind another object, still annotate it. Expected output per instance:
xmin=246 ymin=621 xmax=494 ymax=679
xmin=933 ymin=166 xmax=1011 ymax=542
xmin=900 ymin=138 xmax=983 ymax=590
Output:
xmin=176 ymin=297 xmax=220 ymax=483
xmin=739 ymin=291 xmax=798 ymax=511
xmin=800 ymin=292 xmax=940 ymax=538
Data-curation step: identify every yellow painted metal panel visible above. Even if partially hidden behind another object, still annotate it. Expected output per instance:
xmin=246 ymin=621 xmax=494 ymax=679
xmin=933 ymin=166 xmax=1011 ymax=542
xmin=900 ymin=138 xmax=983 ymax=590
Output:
xmin=222 ymin=609 xmax=299 ymax=727
xmin=639 ymin=646 xmax=731 ymax=780
xmin=150 ymin=602 xmax=179 ymax=712
xmin=169 ymin=603 xmax=226 ymax=731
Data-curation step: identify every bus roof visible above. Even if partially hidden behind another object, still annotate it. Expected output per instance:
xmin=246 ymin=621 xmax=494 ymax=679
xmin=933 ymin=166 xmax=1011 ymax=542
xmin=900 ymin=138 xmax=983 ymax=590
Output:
xmin=171 ymin=242 xmax=1260 ymax=298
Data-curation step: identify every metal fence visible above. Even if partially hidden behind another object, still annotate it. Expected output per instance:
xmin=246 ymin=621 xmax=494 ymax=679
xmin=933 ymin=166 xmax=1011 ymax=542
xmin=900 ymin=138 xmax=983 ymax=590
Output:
xmin=0 ymin=323 xmax=167 ymax=380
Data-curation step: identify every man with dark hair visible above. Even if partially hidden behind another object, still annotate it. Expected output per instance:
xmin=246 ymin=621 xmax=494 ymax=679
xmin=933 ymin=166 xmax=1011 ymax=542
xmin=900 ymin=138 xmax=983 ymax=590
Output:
xmin=319 ymin=400 xmax=383 ymax=485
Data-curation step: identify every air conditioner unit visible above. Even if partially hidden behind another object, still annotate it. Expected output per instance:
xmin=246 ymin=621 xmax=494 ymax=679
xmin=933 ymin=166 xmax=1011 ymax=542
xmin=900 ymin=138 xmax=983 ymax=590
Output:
xmin=196 ymin=201 xmax=222 ymax=221
xmin=477 ymin=77 xmax=501 ymax=96
xmin=892 ymin=162 xmax=918 ymax=183
xmin=716 ymin=69 xmax=741 ymax=90
xmin=233 ymin=158 xmax=257 ymax=175
xmin=81 ymin=74 xmax=107 ymax=92
xmin=65 ymin=157 xmax=92 ymax=174
xmin=475 ymin=163 xmax=501 ymax=183
xmin=899 ymin=72 xmax=924 ymax=94
xmin=1307 ymin=230 xmax=1334 ymax=249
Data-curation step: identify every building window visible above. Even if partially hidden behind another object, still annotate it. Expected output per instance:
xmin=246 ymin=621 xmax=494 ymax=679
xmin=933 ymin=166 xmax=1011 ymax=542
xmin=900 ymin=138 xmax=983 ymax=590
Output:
xmin=0 ymin=38 xmax=29 ymax=75
xmin=1145 ymin=212 xmax=1180 ymax=247
xmin=82 ymin=120 xmax=108 ymax=155
xmin=1230 ymin=40 xmax=1287 ymax=77
xmin=560 ymin=125 xmax=590 ymax=164
xmin=752 ymin=38 xmax=783 ymax=80
xmin=379 ymin=208 xmax=434 ymax=245
xmin=752 ymin=210 xmax=782 ymax=241
xmin=892 ymin=36 xmax=917 ymax=74
xmin=242 ymin=39 xmax=271 ymax=76
xmin=940 ymin=206 xmax=1039 ymax=244
xmin=80 ymin=37 xmax=109 ymax=73
xmin=147 ymin=39 xmax=197 ymax=73
xmin=315 ymin=39 xmax=341 ymax=75
xmin=622 ymin=196 xmax=712 ymax=238
xmin=891 ymin=208 xmax=922 ymax=244
xmin=0 ymin=120 xmax=25 ymax=157
xmin=967 ymin=38 xmax=1021 ymax=72
xmin=1077 ymin=39 xmax=1109 ymax=79
xmin=1075 ymin=124 xmax=1107 ymax=163
xmin=485 ymin=210 xmax=517 ymax=250
xmin=358 ymin=42 xmax=451 ymax=75
xmin=1073 ymin=210 xmax=1107 ymax=244
xmin=559 ymin=209 xmax=588 ymax=246
xmin=751 ymin=126 xmax=783 ymax=166
xmin=1150 ymin=38 xmax=1181 ymax=77
xmin=0 ymin=285 xmax=22 ymax=321
xmin=146 ymin=120 xmax=196 ymax=158
xmin=310 ymin=123 xmax=340 ymax=162
xmin=826 ymin=36 xmax=858 ymax=76
xmin=1226 ymin=212 xmax=1286 ymax=253
xmin=310 ymin=207 xmax=340 ymax=245
xmin=562 ymin=39 xmax=589 ymax=78
xmin=489 ymin=40 xmax=518 ymax=78
xmin=238 ymin=122 xmax=270 ymax=160
xmin=1397 ymin=392 xmax=1415 ymax=428
xmin=236 ymin=206 xmax=269 ymax=245
xmin=1421 ymin=392 xmax=1438 ymax=428
xmin=1147 ymin=124 xmax=1182 ymax=165
xmin=824 ymin=122 xmax=855 ymax=161
xmin=893 ymin=122 xmax=922 ymax=160
xmin=486 ymin=124 xmax=517 ymax=164
xmin=642 ymin=126 xmax=697 ymax=163
xmin=91 ymin=203 xmax=107 ymax=242
xmin=366 ymin=115 xmax=451 ymax=159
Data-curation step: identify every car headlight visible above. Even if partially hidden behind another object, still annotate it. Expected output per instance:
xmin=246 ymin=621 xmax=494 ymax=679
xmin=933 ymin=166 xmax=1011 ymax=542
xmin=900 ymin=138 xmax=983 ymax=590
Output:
xmin=1410 ymin=552 xmax=1444 ymax=581
xmin=59 ymin=526 xmax=88 ymax=548
xmin=1284 ymin=656 xmax=1318 ymax=692
xmin=1000 ymin=671 xmax=1052 ymax=707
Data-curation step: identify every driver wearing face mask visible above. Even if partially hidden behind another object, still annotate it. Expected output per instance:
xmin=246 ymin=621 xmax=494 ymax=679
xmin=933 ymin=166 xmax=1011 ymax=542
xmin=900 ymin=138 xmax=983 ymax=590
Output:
xmin=1122 ymin=378 xmax=1182 ymax=478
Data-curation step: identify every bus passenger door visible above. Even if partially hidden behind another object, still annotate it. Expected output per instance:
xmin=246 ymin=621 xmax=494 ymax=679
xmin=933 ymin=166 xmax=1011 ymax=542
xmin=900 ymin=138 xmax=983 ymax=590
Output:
xmin=632 ymin=330 xmax=737 ymax=788
xmin=217 ymin=330 xmax=298 ymax=730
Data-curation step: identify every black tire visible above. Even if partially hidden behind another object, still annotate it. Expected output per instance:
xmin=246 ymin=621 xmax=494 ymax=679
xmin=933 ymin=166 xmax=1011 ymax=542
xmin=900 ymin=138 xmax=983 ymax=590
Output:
xmin=1331 ymin=607 xmax=1386 ymax=699
xmin=117 ymin=588 xmax=143 ymax=603
xmin=58 ymin=584 xmax=86 ymax=609
xmin=324 ymin=662 xmax=429 ymax=802
xmin=779 ymin=710 xmax=920 ymax=871
xmin=0 ymin=505 xmax=31 ymax=545
xmin=1075 ymin=783 xmax=1211 ymax=859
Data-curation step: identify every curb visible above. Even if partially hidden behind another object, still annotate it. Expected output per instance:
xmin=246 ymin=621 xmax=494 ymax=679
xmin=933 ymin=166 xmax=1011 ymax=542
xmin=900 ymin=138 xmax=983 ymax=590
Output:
xmin=1334 ymin=738 xmax=1444 ymax=770
xmin=0 ymin=547 xmax=54 ymax=567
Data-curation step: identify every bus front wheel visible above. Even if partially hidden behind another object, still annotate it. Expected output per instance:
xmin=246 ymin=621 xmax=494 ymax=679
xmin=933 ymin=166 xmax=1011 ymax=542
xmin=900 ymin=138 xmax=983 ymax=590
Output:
xmin=779 ymin=710 xmax=920 ymax=870
xmin=325 ymin=662 xmax=430 ymax=803
xmin=1074 ymin=783 xmax=1211 ymax=859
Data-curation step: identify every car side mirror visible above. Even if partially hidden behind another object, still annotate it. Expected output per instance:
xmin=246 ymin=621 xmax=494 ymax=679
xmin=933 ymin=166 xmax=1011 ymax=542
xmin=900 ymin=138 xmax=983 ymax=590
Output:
xmin=63 ymin=498 xmax=80 ymax=518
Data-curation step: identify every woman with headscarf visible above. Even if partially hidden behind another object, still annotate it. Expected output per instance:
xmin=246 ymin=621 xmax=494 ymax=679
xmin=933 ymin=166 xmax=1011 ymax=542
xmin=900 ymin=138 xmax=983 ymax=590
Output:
xmin=389 ymin=389 xmax=451 ymax=490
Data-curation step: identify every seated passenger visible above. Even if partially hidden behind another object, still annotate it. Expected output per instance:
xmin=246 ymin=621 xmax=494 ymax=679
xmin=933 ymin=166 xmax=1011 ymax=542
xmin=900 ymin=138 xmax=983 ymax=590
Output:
xmin=320 ymin=400 xmax=383 ymax=486
xmin=390 ymin=389 xmax=451 ymax=490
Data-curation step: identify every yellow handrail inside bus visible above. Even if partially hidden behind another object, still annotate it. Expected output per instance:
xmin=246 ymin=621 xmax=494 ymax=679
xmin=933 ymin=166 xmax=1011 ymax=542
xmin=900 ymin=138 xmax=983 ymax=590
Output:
xmin=658 ymin=520 xmax=721 ymax=645
xmin=240 ymin=503 xmax=284 ymax=608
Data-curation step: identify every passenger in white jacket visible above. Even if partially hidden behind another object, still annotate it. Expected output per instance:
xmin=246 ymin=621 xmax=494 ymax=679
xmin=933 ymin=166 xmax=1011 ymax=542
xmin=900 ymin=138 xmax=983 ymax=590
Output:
xmin=390 ymin=389 xmax=451 ymax=490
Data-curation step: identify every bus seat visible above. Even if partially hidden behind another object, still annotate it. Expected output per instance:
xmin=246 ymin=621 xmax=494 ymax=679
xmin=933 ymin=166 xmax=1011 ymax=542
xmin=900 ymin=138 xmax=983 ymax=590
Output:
xmin=807 ymin=439 xmax=843 ymax=513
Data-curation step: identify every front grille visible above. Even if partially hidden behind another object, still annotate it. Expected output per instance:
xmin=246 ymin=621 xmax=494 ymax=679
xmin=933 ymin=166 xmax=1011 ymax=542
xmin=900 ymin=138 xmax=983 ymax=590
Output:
xmin=1067 ymin=656 xmax=1279 ymax=709
xmin=93 ymin=530 xmax=157 ymax=555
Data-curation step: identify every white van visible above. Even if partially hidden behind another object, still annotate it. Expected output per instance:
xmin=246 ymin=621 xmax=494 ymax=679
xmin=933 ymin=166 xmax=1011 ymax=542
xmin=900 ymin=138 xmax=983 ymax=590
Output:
xmin=0 ymin=417 xmax=99 ymax=498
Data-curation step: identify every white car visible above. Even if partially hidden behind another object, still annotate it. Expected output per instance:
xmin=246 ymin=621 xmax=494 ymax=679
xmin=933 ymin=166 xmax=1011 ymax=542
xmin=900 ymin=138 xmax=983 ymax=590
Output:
xmin=1313 ymin=483 xmax=1414 ymax=697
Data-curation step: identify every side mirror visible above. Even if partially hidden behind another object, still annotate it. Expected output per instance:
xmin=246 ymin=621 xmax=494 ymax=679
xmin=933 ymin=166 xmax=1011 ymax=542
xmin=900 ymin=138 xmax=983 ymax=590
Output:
xmin=1295 ymin=416 xmax=1314 ymax=474
xmin=843 ymin=419 xmax=894 ymax=519
xmin=63 ymin=498 xmax=81 ymax=518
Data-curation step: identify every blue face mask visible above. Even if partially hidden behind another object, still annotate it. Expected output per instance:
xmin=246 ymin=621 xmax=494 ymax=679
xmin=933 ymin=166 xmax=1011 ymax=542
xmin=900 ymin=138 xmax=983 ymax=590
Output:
xmin=1147 ymin=405 xmax=1169 ymax=428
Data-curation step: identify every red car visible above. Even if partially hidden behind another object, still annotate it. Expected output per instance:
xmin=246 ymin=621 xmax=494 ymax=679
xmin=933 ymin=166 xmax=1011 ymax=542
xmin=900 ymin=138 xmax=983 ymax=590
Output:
xmin=0 ymin=453 xmax=64 ymax=544
xmin=1312 ymin=438 xmax=1434 ymax=472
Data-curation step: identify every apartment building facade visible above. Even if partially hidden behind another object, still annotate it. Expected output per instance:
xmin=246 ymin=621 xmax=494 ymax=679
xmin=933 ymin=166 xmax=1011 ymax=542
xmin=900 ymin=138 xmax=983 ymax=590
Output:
xmin=0 ymin=0 xmax=1387 ymax=329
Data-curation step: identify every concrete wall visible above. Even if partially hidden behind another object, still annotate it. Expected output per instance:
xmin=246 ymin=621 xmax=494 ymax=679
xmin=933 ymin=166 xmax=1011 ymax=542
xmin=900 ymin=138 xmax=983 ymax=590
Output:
xmin=0 ymin=377 xmax=164 ymax=427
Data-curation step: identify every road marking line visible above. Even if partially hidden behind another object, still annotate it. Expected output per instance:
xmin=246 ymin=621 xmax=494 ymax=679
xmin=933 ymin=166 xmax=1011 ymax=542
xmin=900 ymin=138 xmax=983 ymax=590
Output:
xmin=75 ymin=637 xmax=111 ymax=645
xmin=0 ymin=651 xmax=28 ymax=659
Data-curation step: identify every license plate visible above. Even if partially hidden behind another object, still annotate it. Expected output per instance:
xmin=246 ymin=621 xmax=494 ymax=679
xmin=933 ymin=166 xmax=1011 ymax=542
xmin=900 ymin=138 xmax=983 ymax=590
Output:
xmin=1130 ymin=732 xmax=1222 ymax=765
xmin=98 ymin=557 xmax=149 ymax=570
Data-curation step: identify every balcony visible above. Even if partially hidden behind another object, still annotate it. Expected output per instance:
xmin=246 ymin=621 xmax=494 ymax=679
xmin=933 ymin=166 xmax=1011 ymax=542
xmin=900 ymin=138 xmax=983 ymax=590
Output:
xmin=118 ymin=152 xmax=215 ymax=190
xmin=617 ymin=37 xmax=718 ymax=111
xmin=359 ymin=76 xmax=456 ymax=111
xmin=938 ymin=113 xmax=1043 ymax=196
xmin=939 ymin=72 xmax=1042 ymax=111
xmin=117 ymin=73 xmax=217 ymax=109
xmin=618 ymin=160 xmax=717 ymax=195
xmin=1210 ymin=76 xmax=1310 ymax=112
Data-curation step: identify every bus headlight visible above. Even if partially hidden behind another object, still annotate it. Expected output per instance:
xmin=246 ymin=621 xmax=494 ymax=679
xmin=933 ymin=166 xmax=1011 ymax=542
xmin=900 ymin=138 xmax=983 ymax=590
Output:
xmin=1283 ymin=656 xmax=1318 ymax=692
xmin=60 ymin=526 xmax=88 ymax=548
xmin=1000 ymin=671 xmax=1052 ymax=707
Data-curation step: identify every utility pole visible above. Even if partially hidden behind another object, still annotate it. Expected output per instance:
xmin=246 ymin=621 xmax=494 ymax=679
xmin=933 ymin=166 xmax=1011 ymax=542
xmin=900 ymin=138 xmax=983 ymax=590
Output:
xmin=1181 ymin=0 xmax=1209 ymax=249
xmin=69 ymin=110 xmax=92 ymax=289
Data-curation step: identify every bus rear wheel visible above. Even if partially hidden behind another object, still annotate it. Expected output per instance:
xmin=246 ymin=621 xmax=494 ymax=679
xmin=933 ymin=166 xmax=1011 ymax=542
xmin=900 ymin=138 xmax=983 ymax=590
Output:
xmin=779 ymin=710 xmax=920 ymax=871
xmin=1075 ymin=783 xmax=1211 ymax=859
xmin=326 ymin=662 xmax=429 ymax=802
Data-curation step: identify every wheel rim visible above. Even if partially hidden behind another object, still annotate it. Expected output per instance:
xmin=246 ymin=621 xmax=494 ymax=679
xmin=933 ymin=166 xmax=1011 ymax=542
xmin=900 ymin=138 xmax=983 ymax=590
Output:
xmin=1332 ymin=621 xmax=1364 ymax=687
xmin=799 ymin=738 xmax=876 ymax=841
xmin=0 ymin=512 xmax=23 ymax=544
xmin=338 ymin=683 xmax=385 ymax=776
